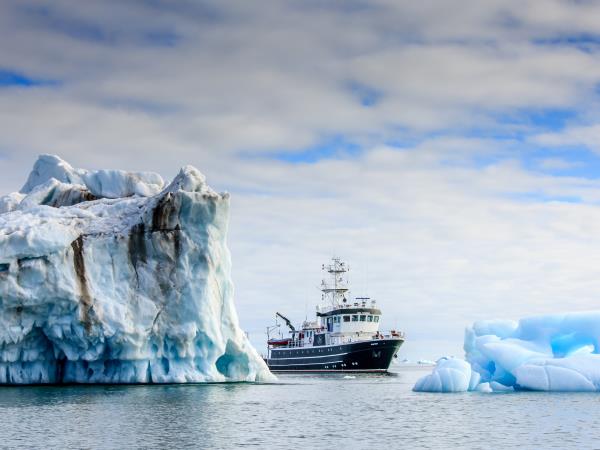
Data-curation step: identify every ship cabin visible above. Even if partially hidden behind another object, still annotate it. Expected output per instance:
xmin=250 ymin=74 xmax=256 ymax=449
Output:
xmin=314 ymin=297 xmax=382 ymax=345
xmin=268 ymin=298 xmax=389 ymax=349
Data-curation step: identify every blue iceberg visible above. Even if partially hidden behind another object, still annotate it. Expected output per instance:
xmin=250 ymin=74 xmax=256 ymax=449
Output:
xmin=0 ymin=155 xmax=273 ymax=384
xmin=414 ymin=312 xmax=600 ymax=392
xmin=413 ymin=357 xmax=480 ymax=393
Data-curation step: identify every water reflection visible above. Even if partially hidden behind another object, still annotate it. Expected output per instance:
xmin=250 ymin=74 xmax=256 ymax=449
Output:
xmin=0 ymin=369 xmax=599 ymax=449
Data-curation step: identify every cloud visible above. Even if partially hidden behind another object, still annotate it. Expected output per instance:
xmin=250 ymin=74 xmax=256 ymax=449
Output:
xmin=533 ymin=124 xmax=600 ymax=153
xmin=3 ymin=0 xmax=600 ymax=358
xmin=536 ymin=157 xmax=583 ymax=170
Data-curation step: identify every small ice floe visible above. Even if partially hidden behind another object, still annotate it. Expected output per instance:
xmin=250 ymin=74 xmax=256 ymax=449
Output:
xmin=417 ymin=359 xmax=436 ymax=365
xmin=413 ymin=358 xmax=479 ymax=393
xmin=343 ymin=375 xmax=356 ymax=379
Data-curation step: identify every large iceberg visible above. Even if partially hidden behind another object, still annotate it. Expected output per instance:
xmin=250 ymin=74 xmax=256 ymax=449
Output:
xmin=0 ymin=155 xmax=272 ymax=384
xmin=414 ymin=312 xmax=600 ymax=392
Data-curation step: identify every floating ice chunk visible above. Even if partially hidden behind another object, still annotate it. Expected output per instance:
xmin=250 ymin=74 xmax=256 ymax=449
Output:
xmin=413 ymin=357 xmax=478 ymax=392
xmin=467 ymin=312 xmax=600 ymax=391
xmin=475 ymin=382 xmax=492 ymax=393
xmin=417 ymin=359 xmax=435 ymax=365
xmin=488 ymin=381 xmax=513 ymax=392
xmin=415 ymin=311 xmax=600 ymax=392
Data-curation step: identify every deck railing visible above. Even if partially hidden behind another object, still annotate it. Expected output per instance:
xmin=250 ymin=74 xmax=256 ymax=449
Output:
xmin=269 ymin=330 xmax=405 ymax=349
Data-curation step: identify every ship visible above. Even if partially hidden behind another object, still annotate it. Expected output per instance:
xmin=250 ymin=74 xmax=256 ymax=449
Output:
xmin=265 ymin=257 xmax=404 ymax=372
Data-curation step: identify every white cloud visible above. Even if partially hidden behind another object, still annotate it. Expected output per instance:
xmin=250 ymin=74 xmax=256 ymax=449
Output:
xmin=533 ymin=124 xmax=600 ymax=153
xmin=228 ymin=147 xmax=600 ymax=358
xmin=537 ymin=157 xmax=583 ymax=170
xmin=2 ymin=0 xmax=600 ymax=359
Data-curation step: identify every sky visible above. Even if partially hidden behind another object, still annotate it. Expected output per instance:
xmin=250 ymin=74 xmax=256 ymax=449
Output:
xmin=3 ymin=0 xmax=600 ymax=359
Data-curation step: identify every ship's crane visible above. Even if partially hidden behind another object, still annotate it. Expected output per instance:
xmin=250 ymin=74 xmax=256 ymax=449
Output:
xmin=276 ymin=312 xmax=296 ymax=333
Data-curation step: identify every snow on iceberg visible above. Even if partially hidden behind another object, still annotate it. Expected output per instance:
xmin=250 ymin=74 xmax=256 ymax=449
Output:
xmin=20 ymin=154 xmax=165 ymax=200
xmin=0 ymin=155 xmax=273 ymax=384
xmin=414 ymin=311 xmax=600 ymax=392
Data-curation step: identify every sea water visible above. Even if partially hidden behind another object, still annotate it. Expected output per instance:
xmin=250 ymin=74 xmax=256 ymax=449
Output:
xmin=0 ymin=365 xmax=598 ymax=449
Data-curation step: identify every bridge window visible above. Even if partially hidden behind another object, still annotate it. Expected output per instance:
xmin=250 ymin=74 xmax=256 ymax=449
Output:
xmin=352 ymin=315 xmax=358 ymax=322
xmin=374 ymin=316 xmax=380 ymax=322
xmin=360 ymin=315 xmax=366 ymax=321
xmin=343 ymin=316 xmax=350 ymax=322
xmin=367 ymin=315 xmax=373 ymax=322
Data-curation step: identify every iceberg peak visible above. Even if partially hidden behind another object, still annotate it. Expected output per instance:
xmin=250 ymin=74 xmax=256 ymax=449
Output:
xmin=20 ymin=154 xmax=84 ymax=194
xmin=163 ymin=165 xmax=209 ymax=194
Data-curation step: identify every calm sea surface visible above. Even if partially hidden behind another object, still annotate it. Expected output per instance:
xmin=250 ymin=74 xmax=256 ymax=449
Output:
xmin=1 ymin=365 xmax=599 ymax=449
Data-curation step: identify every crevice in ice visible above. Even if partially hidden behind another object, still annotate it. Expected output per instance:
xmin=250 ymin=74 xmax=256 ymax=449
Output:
xmin=128 ymin=222 xmax=147 ymax=285
xmin=151 ymin=193 xmax=179 ymax=232
xmin=70 ymin=236 xmax=94 ymax=333
xmin=151 ymin=306 xmax=165 ymax=332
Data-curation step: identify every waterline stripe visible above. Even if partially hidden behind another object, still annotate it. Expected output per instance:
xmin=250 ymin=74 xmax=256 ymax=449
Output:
xmin=268 ymin=360 xmax=344 ymax=367
xmin=270 ymin=352 xmax=349 ymax=360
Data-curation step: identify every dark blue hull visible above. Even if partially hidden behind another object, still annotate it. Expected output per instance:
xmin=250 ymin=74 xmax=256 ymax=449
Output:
xmin=266 ymin=338 xmax=403 ymax=372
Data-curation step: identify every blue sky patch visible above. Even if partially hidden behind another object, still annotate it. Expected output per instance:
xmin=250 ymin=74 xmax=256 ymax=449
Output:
xmin=495 ymin=108 xmax=576 ymax=132
xmin=0 ymin=69 xmax=54 ymax=87
xmin=252 ymin=136 xmax=362 ymax=164
xmin=345 ymin=81 xmax=382 ymax=107
xmin=506 ymin=191 xmax=582 ymax=204
xmin=533 ymin=33 xmax=600 ymax=53
xmin=524 ymin=146 xmax=600 ymax=179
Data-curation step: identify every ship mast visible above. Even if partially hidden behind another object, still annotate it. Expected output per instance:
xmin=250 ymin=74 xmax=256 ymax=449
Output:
xmin=320 ymin=257 xmax=349 ymax=310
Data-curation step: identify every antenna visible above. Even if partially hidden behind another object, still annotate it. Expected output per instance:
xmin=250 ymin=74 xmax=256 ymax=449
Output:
xmin=320 ymin=257 xmax=349 ymax=310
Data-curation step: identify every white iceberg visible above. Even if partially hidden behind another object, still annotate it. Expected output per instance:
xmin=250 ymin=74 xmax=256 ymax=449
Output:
xmin=414 ymin=311 xmax=600 ymax=392
xmin=0 ymin=155 xmax=272 ymax=384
